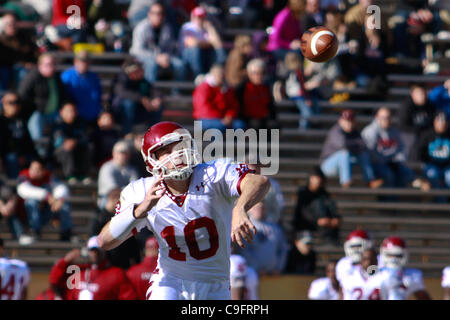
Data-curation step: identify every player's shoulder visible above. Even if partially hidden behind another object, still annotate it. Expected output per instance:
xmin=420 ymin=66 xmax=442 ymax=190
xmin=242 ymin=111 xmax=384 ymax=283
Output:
xmin=310 ymin=277 xmax=331 ymax=289
xmin=8 ymin=258 xmax=29 ymax=269
xmin=404 ymin=268 xmax=423 ymax=278
xmin=443 ymin=266 xmax=450 ymax=275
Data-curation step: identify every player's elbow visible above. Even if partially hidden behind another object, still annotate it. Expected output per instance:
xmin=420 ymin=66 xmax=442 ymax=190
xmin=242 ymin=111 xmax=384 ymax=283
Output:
xmin=259 ymin=175 xmax=271 ymax=194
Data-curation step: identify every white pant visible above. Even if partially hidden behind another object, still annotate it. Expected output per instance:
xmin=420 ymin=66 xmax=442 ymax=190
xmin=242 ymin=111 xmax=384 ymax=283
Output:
xmin=147 ymin=272 xmax=231 ymax=300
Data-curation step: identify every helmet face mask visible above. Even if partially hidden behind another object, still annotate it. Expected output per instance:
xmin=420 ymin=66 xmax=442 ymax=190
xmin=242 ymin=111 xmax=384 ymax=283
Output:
xmin=381 ymin=237 xmax=408 ymax=269
xmin=141 ymin=123 xmax=201 ymax=181
xmin=344 ymin=230 xmax=372 ymax=264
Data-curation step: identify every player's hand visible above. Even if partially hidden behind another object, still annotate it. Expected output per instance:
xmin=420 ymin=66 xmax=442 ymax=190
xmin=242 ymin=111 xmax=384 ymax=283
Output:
xmin=133 ymin=174 xmax=166 ymax=219
xmin=231 ymin=208 xmax=257 ymax=248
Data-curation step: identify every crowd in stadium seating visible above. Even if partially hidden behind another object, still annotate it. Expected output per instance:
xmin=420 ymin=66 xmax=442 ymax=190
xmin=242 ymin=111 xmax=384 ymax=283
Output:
xmin=0 ymin=0 xmax=449 ymax=299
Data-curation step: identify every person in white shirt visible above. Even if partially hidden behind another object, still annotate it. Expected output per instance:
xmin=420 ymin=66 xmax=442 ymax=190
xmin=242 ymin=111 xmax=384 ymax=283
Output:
xmin=308 ymin=260 xmax=341 ymax=300
xmin=442 ymin=266 xmax=450 ymax=300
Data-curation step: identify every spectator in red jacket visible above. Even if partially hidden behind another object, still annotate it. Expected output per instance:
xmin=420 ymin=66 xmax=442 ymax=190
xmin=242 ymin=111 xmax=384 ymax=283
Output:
xmin=126 ymin=236 xmax=159 ymax=300
xmin=48 ymin=236 xmax=137 ymax=300
xmin=235 ymin=58 xmax=276 ymax=130
xmin=192 ymin=64 xmax=246 ymax=133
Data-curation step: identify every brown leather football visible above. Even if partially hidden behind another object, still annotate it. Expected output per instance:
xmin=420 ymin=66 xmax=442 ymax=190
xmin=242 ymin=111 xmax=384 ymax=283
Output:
xmin=300 ymin=26 xmax=339 ymax=63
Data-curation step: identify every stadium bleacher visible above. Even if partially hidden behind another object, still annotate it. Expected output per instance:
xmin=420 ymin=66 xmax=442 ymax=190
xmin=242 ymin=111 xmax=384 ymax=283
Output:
xmin=2 ymin=45 xmax=449 ymax=279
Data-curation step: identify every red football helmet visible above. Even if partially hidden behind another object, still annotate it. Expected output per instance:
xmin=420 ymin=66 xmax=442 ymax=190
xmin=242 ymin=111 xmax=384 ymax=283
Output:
xmin=141 ymin=121 xmax=201 ymax=180
xmin=344 ymin=229 xmax=373 ymax=263
xmin=380 ymin=236 xmax=408 ymax=269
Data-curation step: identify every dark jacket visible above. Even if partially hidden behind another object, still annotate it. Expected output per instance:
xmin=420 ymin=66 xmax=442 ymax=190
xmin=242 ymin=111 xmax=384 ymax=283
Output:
xmin=51 ymin=118 xmax=89 ymax=151
xmin=0 ymin=114 xmax=36 ymax=156
xmin=418 ymin=129 xmax=450 ymax=166
xmin=398 ymin=96 xmax=435 ymax=134
xmin=112 ymin=71 xmax=153 ymax=107
xmin=284 ymin=246 xmax=316 ymax=275
xmin=0 ymin=31 xmax=38 ymax=66
xmin=320 ymin=123 xmax=367 ymax=161
xmin=293 ymin=186 xmax=338 ymax=232
xmin=18 ymin=68 xmax=66 ymax=118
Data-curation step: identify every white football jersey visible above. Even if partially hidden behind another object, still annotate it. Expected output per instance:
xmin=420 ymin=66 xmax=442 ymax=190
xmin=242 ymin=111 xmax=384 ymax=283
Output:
xmin=335 ymin=256 xmax=355 ymax=283
xmin=117 ymin=158 xmax=253 ymax=283
xmin=375 ymin=267 xmax=426 ymax=300
xmin=340 ymin=265 xmax=382 ymax=300
xmin=336 ymin=254 xmax=383 ymax=283
xmin=246 ymin=266 xmax=259 ymax=300
xmin=308 ymin=277 xmax=340 ymax=300
xmin=442 ymin=266 xmax=450 ymax=288
xmin=0 ymin=257 xmax=30 ymax=300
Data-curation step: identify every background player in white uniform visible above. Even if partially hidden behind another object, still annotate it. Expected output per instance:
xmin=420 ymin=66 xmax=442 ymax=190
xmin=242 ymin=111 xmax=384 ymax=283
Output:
xmin=0 ymin=238 xmax=30 ymax=300
xmin=308 ymin=260 xmax=341 ymax=300
xmin=98 ymin=122 xmax=270 ymax=300
xmin=374 ymin=236 xmax=431 ymax=300
xmin=230 ymin=244 xmax=259 ymax=300
xmin=336 ymin=229 xmax=373 ymax=284
xmin=442 ymin=266 xmax=450 ymax=300
xmin=340 ymin=248 xmax=382 ymax=300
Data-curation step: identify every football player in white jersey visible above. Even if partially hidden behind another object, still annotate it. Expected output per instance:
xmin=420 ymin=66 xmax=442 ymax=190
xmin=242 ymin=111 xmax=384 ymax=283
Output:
xmin=340 ymin=248 xmax=382 ymax=300
xmin=98 ymin=121 xmax=270 ymax=300
xmin=0 ymin=238 xmax=31 ymax=300
xmin=230 ymin=244 xmax=259 ymax=300
xmin=374 ymin=237 xmax=431 ymax=300
xmin=308 ymin=260 xmax=341 ymax=300
xmin=442 ymin=266 xmax=450 ymax=300
xmin=336 ymin=229 xmax=373 ymax=283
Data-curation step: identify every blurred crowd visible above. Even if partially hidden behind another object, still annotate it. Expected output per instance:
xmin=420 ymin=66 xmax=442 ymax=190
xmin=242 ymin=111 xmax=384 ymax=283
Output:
xmin=0 ymin=0 xmax=449 ymax=300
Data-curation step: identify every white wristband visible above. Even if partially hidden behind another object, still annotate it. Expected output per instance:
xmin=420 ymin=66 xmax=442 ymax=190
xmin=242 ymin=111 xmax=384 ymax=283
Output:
xmin=109 ymin=208 xmax=138 ymax=240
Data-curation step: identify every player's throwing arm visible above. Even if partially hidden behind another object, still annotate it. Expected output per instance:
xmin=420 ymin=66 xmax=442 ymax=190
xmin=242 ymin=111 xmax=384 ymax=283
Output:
xmin=97 ymin=175 xmax=166 ymax=250
xmin=231 ymin=173 xmax=271 ymax=248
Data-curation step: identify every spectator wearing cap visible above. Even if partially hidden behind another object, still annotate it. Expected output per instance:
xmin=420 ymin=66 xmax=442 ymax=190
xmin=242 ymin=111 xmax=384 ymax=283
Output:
xmin=51 ymin=101 xmax=92 ymax=184
xmin=320 ymin=110 xmax=382 ymax=188
xmin=192 ymin=64 xmax=246 ymax=132
xmin=130 ymin=2 xmax=186 ymax=83
xmin=236 ymin=202 xmax=289 ymax=276
xmin=0 ymin=92 xmax=36 ymax=179
xmin=179 ymin=7 xmax=226 ymax=77
xmin=126 ymin=236 xmax=159 ymax=300
xmin=179 ymin=6 xmax=226 ymax=78
xmin=18 ymin=53 xmax=66 ymax=149
xmin=17 ymin=158 xmax=72 ymax=241
xmin=111 ymin=57 xmax=163 ymax=135
xmin=60 ymin=51 xmax=102 ymax=128
xmin=90 ymin=188 xmax=141 ymax=270
xmin=398 ymin=84 xmax=435 ymax=160
xmin=47 ymin=237 xmax=137 ymax=300
xmin=90 ymin=111 xmax=121 ymax=168
xmin=417 ymin=112 xmax=450 ymax=195
xmin=362 ymin=107 xmax=424 ymax=189
xmin=97 ymin=140 xmax=139 ymax=210
xmin=266 ymin=0 xmax=306 ymax=62
xmin=284 ymin=231 xmax=316 ymax=274
xmin=292 ymin=168 xmax=340 ymax=245
xmin=235 ymin=58 xmax=276 ymax=130
xmin=225 ymin=34 xmax=253 ymax=88
xmin=428 ymin=80 xmax=450 ymax=119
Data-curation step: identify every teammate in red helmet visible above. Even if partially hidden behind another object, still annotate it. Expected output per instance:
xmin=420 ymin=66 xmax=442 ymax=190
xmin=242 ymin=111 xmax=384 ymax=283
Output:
xmin=98 ymin=121 xmax=270 ymax=300
xmin=373 ymin=236 xmax=431 ymax=300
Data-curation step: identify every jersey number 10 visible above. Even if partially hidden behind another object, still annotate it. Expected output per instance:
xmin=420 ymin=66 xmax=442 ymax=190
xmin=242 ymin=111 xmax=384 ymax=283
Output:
xmin=161 ymin=217 xmax=219 ymax=261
